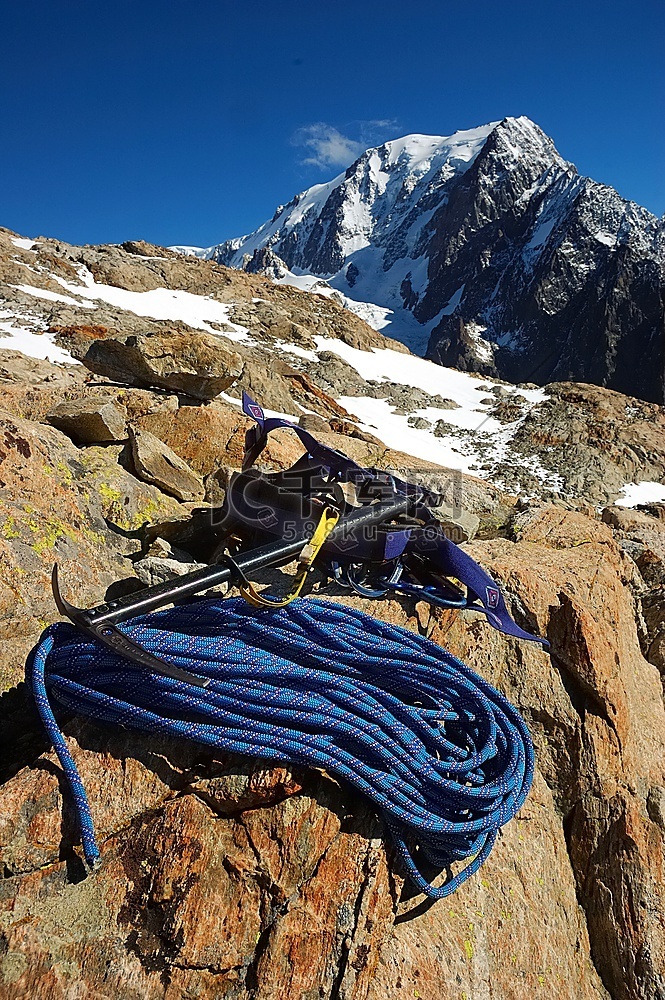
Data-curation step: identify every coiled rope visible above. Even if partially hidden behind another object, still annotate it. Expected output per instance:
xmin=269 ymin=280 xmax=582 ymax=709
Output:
xmin=28 ymin=596 xmax=534 ymax=898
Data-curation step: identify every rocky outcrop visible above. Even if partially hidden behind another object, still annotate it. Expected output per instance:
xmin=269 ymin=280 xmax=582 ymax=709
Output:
xmin=4 ymin=224 xmax=665 ymax=506
xmin=0 ymin=225 xmax=400 ymax=359
xmin=3 ymin=495 xmax=665 ymax=998
xmin=0 ymin=405 xmax=182 ymax=694
xmin=0 ymin=347 xmax=508 ymax=690
xmin=488 ymin=381 xmax=665 ymax=505
xmin=602 ymin=505 xmax=665 ymax=588
xmin=64 ymin=328 xmax=244 ymax=401
xmin=601 ymin=503 xmax=665 ymax=686
xmin=456 ymin=506 xmax=665 ymax=1000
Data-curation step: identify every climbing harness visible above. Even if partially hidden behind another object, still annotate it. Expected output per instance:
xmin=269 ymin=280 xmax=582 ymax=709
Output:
xmin=30 ymin=392 xmax=548 ymax=899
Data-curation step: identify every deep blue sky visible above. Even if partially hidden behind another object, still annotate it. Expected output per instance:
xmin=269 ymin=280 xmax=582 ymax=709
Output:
xmin=1 ymin=0 xmax=663 ymax=248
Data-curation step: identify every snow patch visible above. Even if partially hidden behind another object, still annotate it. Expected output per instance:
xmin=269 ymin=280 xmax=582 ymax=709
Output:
xmin=308 ymin=336 xmax=558 ymax=491
xmin=314 ymin=336 xmax=546 ymax=412
xmin=0 ymin=310 xmax=77 ymax=364
xmin=275 ymin=272 xmax=335 ymax=296
xmin=168 ymin=246 xmax=206 ymax=256
xmin=275 ymin=341 xmax=320 ymax=363
xmin=46 ymin=268 xmax=252 ymax=342
xmin=275 ymin=267 xmax=405 ymax=339
xmin=441 ymin=284 xmax=465 ymax=316
xmin=338 ymin=394 xmax=481 ymax=473
xmin=10 ymin=237 xmax=38 ymax=252
xmin=13 ymin=283 xmax=95 ymax=309
xmin=595 ymin=231 xmax=617 ymax=247
xmin=465 ymin=322 xmax=494 ymax=363
xmin=337 ymin=393 xmax=560 ymax=492
xmin=615 ymin=481 xmax=665 ymax=508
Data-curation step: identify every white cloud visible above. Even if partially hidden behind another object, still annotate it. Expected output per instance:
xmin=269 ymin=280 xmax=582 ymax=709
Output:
xmin=358 ymin=118 xmax=399 ymax=145
xmin=293 ymin=123 xmax=365 ymax=169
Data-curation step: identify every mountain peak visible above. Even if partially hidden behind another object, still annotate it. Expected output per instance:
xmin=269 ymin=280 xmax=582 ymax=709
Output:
xmin=179 ymin=117 xmax=664 ymax=402
xmin=366 ymin=122 xmax=500 ymax=169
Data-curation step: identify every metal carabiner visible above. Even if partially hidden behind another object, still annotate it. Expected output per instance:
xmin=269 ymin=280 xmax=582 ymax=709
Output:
xmin=344 ymin=559 xmax=404 ymax=598
xmin=385 ymin=579 xmax=469 ymax=609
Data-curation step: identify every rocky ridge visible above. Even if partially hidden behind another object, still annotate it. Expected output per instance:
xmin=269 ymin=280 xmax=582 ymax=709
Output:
xmin=0 ymin=228 xmax=664 ymax=998
xmin=3 ymin=226 xmax=665 ymax=508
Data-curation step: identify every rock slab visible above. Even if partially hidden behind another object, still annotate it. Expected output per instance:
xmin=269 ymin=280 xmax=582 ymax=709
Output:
xmin=75 ymin=330 xmax=244 ymax=400
xmin=129 ymin=426 xmax=205 ymax=502
xmin=46 ymin=395 xmax=127 ymax=443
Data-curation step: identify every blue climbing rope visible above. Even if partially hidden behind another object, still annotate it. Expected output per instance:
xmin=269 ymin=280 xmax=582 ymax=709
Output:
xmin=28 ymin=596 xmax=534 ymax=899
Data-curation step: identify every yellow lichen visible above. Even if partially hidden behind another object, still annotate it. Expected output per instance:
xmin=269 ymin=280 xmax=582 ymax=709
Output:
xmin=2 ymin=516 xmax=21 ymax=539
xmin=101 ymin=491 xmax=172 ymax=532
xmin=98 ymin=482 xmax=123 ymax=505
xmin=55 ymin=461 xmax=74 ymax=485
xmin=28 ymin=518 xmax=78 ymax=556
xmin=19 ymin=510 xmax=96 ymax=556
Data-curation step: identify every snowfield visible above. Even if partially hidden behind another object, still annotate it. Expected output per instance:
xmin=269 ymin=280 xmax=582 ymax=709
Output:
xmin=11 ymin=263 xmax=252 ymax=344
xmin=305 ymin=337 xmax=560 ymax=488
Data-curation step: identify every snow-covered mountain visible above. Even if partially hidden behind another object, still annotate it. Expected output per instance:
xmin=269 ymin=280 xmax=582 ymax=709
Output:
xmin=187 ymin=116 xmax=665 ymax=404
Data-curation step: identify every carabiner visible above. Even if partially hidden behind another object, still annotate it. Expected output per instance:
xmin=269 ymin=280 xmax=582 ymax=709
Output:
xmin=386 ymin=579 xmax=469 ymax=609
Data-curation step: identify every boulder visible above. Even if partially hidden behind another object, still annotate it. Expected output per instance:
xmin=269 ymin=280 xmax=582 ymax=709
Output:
xmin=491 ymin=398 xmax=528 ymax=423
xmin=431 ymin=506 xmax=481 ymax=542
xmin=327 ymin=417 xmax=382 ymax=444
xmin=602 ymin=505 xmax=665 ymax=536
xmin=46 ymin=395 xmax=127 ymax=443
xmin=133 ymin=400 xmax=307 ymax=477
xmin=0 ymin=349 xmax=87 ymax=423
xmin=129 ymin=426 xmax=205 ymax=503
xmin=297 ymin=412 xmax=331 ymax=434
xmin=602 ymin=504 xmax=665 ymax=588
xmin=407 ymin=415 xmax=432 ymax=429
xmin=315 ymin=350 xmax=366 ymax=396
xmin=77 ymin=444 xmax=183 ymax=550
xmin=238 ymin=352 xmax=354 ymax=420
xmin=0 ymin=349 xmax=79 ymax=389
xmin=133 ymin=537 xmax=207 ymax=586
xmin=140 ymin=506 xmax=228 ymax=563
xmin=74 ymin=330 xmax=244 ymax=400
xmin=203 ymin=464 xmax=233 ymax=504
xmin=433 ymin=418 xmax=454 ymax=437
xmin=133 ymin=554 xmax=206 ymax=587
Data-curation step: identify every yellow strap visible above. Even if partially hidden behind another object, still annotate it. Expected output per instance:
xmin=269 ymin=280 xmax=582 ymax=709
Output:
xmin=239 ymin=507 xmax=340 ymax=610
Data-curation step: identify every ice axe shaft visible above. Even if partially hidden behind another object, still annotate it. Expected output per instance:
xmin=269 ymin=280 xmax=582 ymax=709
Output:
xmin=51 ymin=498 xmax=412 ymax=684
